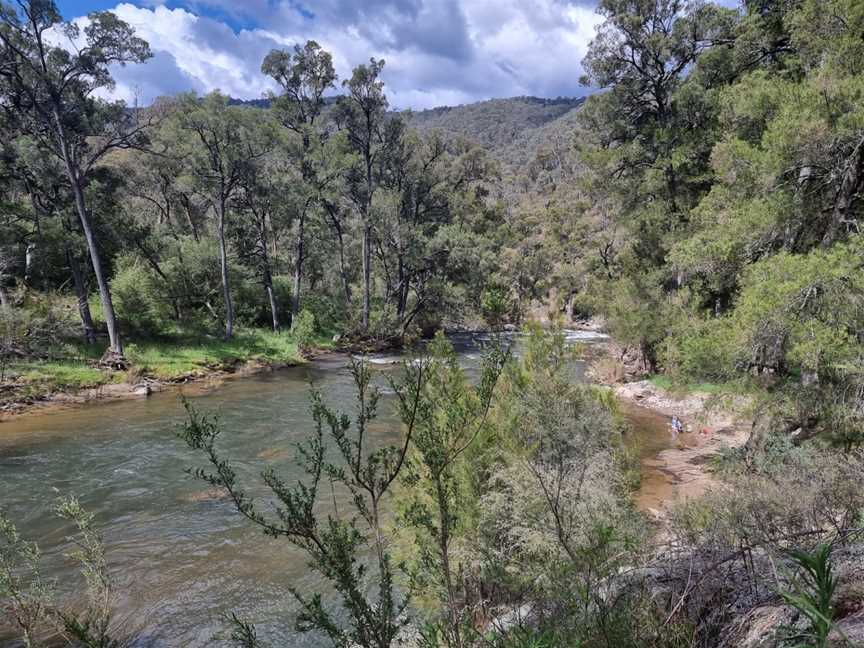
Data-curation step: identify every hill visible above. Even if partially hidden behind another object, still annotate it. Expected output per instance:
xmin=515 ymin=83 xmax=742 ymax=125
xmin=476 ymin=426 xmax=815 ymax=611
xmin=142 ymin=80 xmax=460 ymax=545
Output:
xmin=228 ymin=94 xmax=587 ymax=169
xmin=405 ymin=96 xmax=586 ymax=167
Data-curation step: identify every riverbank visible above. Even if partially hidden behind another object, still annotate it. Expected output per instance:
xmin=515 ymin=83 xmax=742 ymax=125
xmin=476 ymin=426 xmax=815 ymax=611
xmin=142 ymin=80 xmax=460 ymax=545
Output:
xmin=614 ymin=378 xmax=751 ymax=516
xmin=0 ymin=328 xmax=330 ymax=421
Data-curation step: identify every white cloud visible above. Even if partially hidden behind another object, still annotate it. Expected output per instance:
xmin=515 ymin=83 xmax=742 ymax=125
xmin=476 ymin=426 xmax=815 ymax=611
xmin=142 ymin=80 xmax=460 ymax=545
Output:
xmin=90 ymin=0 xmax=604 ymax=109
xmin=104 ymin=3 xmax=282 ymax=101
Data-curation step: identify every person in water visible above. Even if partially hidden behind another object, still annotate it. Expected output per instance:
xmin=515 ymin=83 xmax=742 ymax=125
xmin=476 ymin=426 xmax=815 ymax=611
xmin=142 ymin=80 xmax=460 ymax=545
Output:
xmin=670 ymin=415 xmax=683 ymax=438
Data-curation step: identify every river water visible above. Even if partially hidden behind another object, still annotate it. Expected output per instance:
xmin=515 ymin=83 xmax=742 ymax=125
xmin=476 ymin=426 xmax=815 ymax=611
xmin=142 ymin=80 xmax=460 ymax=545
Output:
xmin=0 ymin=332 xmax=674 ymax=647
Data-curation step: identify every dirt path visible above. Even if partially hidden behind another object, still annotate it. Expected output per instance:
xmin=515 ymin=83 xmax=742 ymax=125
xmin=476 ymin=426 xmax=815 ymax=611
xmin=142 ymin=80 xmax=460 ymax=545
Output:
xmin=615 ymin=380 xmax=751 ymax=517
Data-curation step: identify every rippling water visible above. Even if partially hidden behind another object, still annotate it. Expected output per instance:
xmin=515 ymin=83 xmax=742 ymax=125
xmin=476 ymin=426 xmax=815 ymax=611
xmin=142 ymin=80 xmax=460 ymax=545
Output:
xmin=0 ymin=332 xmax=672 ymax=647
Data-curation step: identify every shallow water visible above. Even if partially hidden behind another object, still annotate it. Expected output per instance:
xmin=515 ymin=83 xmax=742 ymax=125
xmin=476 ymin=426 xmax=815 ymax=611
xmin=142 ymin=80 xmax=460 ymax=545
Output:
xmin=0 ymin=332 xmax=673 ymax=647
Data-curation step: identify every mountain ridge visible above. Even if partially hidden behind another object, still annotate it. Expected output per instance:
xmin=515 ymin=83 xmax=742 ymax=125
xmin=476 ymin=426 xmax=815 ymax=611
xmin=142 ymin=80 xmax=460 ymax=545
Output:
xmin=227 ymin=94 xmax=587 ymax=161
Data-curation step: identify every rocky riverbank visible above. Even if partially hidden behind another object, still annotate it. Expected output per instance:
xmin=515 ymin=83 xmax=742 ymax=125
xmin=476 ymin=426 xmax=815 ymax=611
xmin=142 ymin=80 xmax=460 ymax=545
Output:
xmin=614 ymin=379 xmax=751 ymax=517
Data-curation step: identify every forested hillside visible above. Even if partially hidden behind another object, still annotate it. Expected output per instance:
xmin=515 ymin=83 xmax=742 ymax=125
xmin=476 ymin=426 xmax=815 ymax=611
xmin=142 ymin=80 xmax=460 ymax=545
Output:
xmin=407 ymin=96 xmax=585 ymax=167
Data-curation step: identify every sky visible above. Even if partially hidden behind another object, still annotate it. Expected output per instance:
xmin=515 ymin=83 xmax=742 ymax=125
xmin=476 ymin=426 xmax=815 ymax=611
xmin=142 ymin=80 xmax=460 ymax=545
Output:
xmin=56 ymin=0 xmax=739 ymax=111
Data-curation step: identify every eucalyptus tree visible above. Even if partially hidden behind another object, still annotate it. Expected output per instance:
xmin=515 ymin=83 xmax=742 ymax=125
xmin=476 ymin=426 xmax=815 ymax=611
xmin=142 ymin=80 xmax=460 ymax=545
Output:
xmin=171 ymin=92 xmax=275 ymax=339
xmin=17 ymin=145 xmax=98 ymax=341
xmin=0 ymin=0 xmax=152 ymax=359
xmin=0 ymin=128 xmax=100 ymax=340
xmin=334 ymin=58 xmax=391 ymax=333
xmin=262 ymin=40 xmax=337 ymax=322
xmin=234 ymin=150 xmax=298 ymax=332
xmin=318 ymin=139 xmax=356 ymax=308
xmin=378 ymin=131 xmax=494 ymax=334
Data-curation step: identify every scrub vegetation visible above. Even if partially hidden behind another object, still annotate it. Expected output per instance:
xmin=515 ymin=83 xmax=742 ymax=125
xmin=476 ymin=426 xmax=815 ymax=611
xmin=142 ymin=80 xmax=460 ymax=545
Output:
xmin=2 ymin=0 xmax=864 ymax=646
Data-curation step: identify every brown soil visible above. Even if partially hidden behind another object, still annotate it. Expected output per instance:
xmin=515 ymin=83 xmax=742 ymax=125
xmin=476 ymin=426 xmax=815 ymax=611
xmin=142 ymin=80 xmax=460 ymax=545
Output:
xmin=615 ymin=380 xmax=751 ymax=518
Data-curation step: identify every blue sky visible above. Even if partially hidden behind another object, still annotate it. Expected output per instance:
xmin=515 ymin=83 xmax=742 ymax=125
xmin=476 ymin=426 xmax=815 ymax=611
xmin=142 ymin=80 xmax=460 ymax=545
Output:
xmin=56 ymin=1 xmax=738 ymax=110
xmin=58 ymin=0 xmax=267 ymax=31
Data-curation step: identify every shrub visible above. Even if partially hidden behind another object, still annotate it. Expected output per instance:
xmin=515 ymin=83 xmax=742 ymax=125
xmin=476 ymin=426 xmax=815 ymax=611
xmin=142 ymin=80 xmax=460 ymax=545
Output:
xmin=665 ymin=444 xmax=864 ymax=644
xmin=664 ymin=313 xmax=736 ymax=382
xmin=0 ymin=294 xmax=76 ymax=378
xmin=290 ymin=308 xmax=316 ymax=352
xmin=298 ymin=290 xmax=344 ymax=335
xmin=111 ymin=255 xmax=167 ymax=335
xmin=481 ymin=285 xmax=511 ymax=328
xmin=0 ymin=497 xmax=120 ymax=647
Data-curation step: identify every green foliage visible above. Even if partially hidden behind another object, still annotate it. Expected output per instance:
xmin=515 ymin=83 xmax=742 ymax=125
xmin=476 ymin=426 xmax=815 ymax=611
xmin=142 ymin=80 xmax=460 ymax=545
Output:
xmin=1 ymin=496 xmax=121 ymax=648
xmin=486 ymin=627 xmax=560 ymax=648
xmin=299 ymin=292 xmax=345 ymax=335
xmin=395 ymin=332 xmax=507 ymax=647
xmin=663 ymin=313 xmax=737 ymax=383
xmin=444 ymin=326 xmax=654 ymax=648
xmin=570 ymin=0 xmax=864 ymax=449
xmin=290 ymin=308 xmax=316 ymax=351
xmin=0 ymin=292 xmax=76 ymax=379
xmin=0 ymin=508 xmax=54 ymax=647
xmin=778 ymin=544 xmax=839 ymax=648
xmin=54 ymin=495 xmax=119 ymax=648
xmin=480 ymin=286 xmax=510 ymax=329
xmin=179 ymin=355 xmax=433 ymax=648
xmin=111 ymin=255 xmax=167 ymax=335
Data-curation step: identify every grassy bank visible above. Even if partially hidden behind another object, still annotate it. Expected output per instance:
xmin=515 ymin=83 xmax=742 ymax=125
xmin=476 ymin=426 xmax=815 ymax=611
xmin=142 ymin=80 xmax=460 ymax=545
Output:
xmin=0 ymin=328 xmax=330 ymax=410
xmin=645 ymin=373 xmax=729 ymax=395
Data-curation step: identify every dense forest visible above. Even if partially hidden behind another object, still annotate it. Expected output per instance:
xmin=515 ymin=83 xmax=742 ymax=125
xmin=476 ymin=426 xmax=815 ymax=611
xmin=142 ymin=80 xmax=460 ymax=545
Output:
xmin=2 ymin=0 xmax=864 ymax=647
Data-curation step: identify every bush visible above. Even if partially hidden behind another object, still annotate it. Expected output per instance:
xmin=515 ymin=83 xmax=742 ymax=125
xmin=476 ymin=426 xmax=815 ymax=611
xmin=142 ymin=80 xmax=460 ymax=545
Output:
xmin=664 ymin=313 xmax=736 ymax=382
xmin=481 ymin=285 xmax=511 ymax=328
xmin=665 ymin=444 xmax=864 ymax=645
xmin=0 ymin=497 xmax=121 ymax=647
xmin=111 ymin=255 xmax=168 ymax=335
xmin=297 ymin=290 xmax=343 ymax=334
xmin=0 ymin=294 xmax=76 ymax=378
xmin=290 ymin=309 xmax=316 ymax=351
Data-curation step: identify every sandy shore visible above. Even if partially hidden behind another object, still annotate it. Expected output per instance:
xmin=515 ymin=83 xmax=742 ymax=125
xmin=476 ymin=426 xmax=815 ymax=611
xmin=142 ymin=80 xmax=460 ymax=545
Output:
xmin=616 ymin=380 xmax=751 ymax=517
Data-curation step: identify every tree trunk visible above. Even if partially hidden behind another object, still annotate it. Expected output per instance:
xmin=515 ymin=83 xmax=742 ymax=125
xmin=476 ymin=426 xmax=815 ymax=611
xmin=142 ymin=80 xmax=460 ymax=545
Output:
xmin=396 ymin=251 xmax=408 ymax=322
xmin=361 ymin=149 xmax=374 ymax=334
xmin=362 ymin=220 xmax=372 ymax=332
xmin=434 ymin=475 xmax=462 ymax=648
xmin=182 ymin=195 xmax=200 ymax=243
xmin=216 ymin=198 xmax=234 ymax=340
xmin=258 ymin=220 xmax=280 ymax=332
xmin=821 ymin=133 xmax=864 ymax=247
xmin=338 ymin=236 xmax=352 ymax=306
xmin=265 ymin=281 xmax=279 ymax=332
xmin=65 ymin=244 xmax=97 ymax=344
xmin=52 ymin=105 xmax=122 ymax=355
xmin=0 ymin=285 xmax=8 ymax=309
xmin=292 ymin=211 xmax=305 ymax=319
xmin=397 ymin=281 xmax=409 ymax=323
xmin=66 ymin=163 xmax=123 ymax=355
xmin=640 ymin=339 xmax=658 ymax=374
xmin=333 ymin=220 xmax=352 ymax=306
xmin=24 ymin=242 xmax=35 ymax=286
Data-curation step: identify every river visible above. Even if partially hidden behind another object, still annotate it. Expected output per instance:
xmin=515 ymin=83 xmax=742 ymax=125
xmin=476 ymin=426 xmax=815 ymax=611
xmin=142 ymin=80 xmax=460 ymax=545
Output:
xmin=0 ymin=332 xmax=674 ymax=647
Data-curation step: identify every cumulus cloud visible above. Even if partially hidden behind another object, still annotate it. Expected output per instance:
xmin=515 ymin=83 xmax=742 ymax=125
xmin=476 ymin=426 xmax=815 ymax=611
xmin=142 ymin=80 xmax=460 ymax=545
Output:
xmin=84 ymin=0 xmax=605 ymax=109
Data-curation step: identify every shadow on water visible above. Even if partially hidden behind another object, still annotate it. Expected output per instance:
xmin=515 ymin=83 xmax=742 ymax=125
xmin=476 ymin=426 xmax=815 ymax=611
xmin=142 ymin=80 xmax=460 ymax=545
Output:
xmin=0 ymin=331 xmax=671 ymax=647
